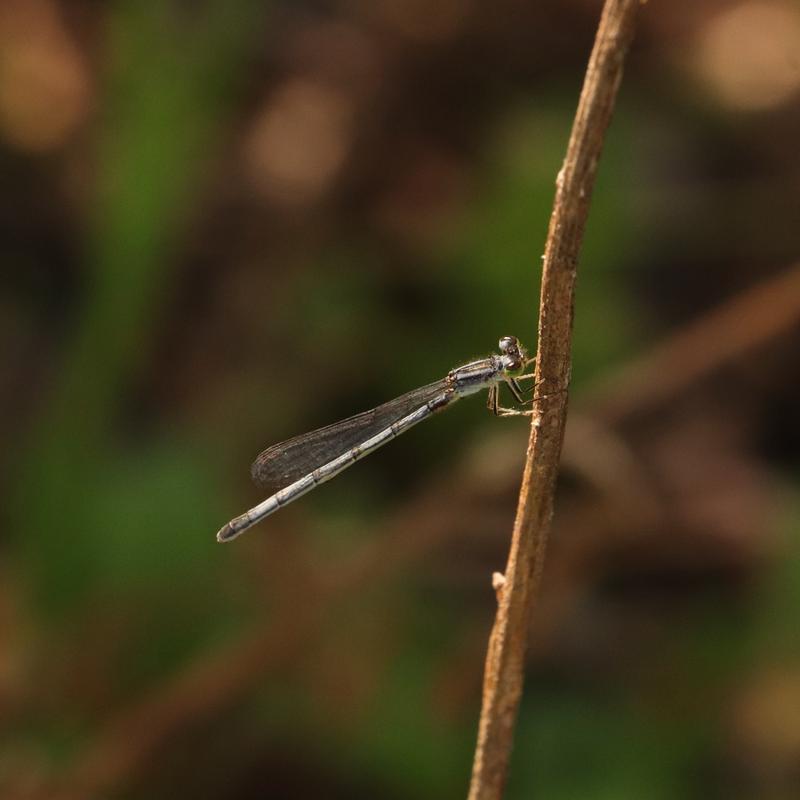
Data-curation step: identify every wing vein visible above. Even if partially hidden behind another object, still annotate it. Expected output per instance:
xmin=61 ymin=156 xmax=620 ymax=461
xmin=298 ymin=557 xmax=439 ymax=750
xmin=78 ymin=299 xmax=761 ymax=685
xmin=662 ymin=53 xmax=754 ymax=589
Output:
xmin=250 ymin=379 xmax=449 ymax=492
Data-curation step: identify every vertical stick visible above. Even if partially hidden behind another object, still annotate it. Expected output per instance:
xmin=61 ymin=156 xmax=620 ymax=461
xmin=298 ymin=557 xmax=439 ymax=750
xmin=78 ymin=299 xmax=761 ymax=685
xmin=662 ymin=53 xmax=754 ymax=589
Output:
xmin=467 ymin=2 xmax=644 ymax=798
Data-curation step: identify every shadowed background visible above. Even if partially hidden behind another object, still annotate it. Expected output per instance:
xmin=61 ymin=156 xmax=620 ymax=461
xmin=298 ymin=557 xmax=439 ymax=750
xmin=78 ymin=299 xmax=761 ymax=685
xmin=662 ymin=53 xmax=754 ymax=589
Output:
xmin=2 ymin=1 xmax=800 ymax=798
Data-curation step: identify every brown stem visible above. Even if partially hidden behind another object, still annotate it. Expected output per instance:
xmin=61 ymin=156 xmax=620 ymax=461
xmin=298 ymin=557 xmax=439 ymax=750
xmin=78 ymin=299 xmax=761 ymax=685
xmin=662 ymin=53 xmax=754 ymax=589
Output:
xmin=467 ymin=2 xmax=643 ymax=798
xmin=584 ymin=260 xmax=800 ymax=424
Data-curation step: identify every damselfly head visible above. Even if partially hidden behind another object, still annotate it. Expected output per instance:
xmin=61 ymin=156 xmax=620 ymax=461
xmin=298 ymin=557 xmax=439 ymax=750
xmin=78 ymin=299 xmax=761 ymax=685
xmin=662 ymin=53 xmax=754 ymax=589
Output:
xmin=498 ymin=335 xmax=526 ymax=374
xmin=499 ymin=335 xmax=518 ymax=352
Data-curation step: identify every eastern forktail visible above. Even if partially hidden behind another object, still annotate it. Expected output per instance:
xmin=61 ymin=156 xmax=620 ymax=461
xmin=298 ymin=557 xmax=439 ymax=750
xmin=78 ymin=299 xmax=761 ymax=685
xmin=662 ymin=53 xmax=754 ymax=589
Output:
xmin=217 ymin=336 xmax=533 ymax=542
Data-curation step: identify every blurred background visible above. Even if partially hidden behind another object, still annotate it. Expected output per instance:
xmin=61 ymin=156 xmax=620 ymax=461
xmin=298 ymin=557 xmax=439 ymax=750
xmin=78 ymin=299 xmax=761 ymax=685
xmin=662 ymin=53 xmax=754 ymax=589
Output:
xmin=2 ymin=0 xmax=800 ymax=798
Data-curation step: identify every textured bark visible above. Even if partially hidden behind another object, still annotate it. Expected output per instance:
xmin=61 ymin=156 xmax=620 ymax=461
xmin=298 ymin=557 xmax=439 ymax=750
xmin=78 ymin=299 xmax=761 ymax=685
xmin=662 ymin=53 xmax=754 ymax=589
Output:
xmin=467 ymin=2 xmax=644 ymax=798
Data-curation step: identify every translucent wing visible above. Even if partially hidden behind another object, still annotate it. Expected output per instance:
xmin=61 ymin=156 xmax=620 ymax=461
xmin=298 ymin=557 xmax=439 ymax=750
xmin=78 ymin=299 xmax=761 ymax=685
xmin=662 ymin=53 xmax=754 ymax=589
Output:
xmin=251 ymin=379 xmax=449 ymax=492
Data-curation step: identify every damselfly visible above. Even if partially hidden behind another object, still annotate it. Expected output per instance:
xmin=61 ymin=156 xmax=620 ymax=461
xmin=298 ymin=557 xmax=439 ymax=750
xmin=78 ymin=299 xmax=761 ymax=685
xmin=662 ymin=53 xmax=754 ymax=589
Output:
xmin=217 ymin=336 xmax=534 ymax=542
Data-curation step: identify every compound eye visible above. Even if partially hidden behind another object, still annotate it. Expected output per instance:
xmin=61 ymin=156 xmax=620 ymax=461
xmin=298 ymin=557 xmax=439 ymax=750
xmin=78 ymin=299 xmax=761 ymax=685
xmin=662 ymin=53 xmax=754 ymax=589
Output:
xmin=499 ymin=335 xmax=518 ymax=353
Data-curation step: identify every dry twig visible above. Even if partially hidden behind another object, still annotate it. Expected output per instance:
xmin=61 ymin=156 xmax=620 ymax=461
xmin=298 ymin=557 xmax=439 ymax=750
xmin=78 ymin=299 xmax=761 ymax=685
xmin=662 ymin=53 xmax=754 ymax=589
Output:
xmin=583 ymin=260 xmax=800 ymax=423
xmin=467 ymin=2 xmax=643 ymax=797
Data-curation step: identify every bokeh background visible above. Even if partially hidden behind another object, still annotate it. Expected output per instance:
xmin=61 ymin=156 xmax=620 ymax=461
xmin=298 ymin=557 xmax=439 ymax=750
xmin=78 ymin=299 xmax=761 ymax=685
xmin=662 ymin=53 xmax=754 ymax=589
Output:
xmin=2 ymin=1 xmax=800 ymax=798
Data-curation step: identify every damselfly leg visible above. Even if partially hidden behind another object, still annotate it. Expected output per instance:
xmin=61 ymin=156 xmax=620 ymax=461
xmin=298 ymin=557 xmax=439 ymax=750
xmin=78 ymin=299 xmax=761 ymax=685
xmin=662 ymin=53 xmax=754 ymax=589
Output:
xmin=487 ymin=375 xmax=535 ymax=417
